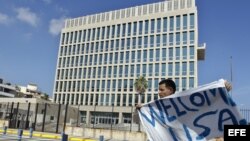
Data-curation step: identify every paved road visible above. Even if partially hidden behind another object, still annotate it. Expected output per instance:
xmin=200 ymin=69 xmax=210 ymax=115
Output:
xmin=0 ymin=134 xmax=60 ymax=141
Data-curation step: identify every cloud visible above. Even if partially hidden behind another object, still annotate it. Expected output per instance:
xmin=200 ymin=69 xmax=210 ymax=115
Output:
xmin=15 ymin=7 xmax=39 ymax=27
xmin=0 ymin=12 xmax=10 ymax=24
xmin=42 ymin=0 xmax=52 ymax=4
xmin=49 ymin=17 xmax=66 ymax=36
xmin=55 ymin=5 xmax=69 ymax=15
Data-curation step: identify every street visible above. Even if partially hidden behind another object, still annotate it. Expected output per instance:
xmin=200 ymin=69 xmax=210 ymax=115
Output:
xmin=0 ymin=134 xmax=60 ymax=141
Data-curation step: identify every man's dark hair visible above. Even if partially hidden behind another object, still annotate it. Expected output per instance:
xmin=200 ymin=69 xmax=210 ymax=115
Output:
xmin=159 ymin=79 xmax=176 ymax=93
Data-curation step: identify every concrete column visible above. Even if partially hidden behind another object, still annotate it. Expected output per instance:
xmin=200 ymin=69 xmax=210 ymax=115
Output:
xmin=118 ymin=112 xmax=123 ymax=124
xmin=86 ymin=110 xmax=90 ymax=125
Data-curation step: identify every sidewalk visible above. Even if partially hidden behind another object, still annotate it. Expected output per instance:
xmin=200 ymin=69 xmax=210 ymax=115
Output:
xmin=0 ymin=128 xmax=96 ymax=141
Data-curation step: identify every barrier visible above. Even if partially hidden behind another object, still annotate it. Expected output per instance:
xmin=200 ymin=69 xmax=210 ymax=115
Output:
xmin=99 ymin=135 xmax=104 ymax=141
xmin=18 ymin=129 xmax=23 ymax=141
xmin=30 ymin=128 xmax=33 ymax=138
xmin=3 ymin=126 xmax=7 ymax=135
xmin=62 ymin=132 xmax=68 ymax=141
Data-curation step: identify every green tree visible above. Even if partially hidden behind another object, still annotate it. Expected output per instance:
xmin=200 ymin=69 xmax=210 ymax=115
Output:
xmin=134 ymin=76 xmax=148 ymax=132
xmin=134 ymin=76 xmax=148 ymax=104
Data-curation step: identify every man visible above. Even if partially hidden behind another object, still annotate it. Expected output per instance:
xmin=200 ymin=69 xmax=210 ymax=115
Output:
xmin=136 ymin=78 xmax=232 ymax=108
xmin=136 ymin=78 xmax=232 ymax=140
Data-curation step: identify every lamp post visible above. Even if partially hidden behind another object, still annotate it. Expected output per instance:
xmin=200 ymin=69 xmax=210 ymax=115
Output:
xmin=230 ymin=56 xmax=233 ymax=98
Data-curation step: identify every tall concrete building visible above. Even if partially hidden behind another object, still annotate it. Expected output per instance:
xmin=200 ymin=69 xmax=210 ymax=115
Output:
xmin=53 ymin=0 xmax=205 ymax=125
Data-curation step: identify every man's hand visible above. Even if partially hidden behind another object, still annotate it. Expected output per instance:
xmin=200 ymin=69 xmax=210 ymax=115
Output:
xmin=135 ymin=103 xmax=142 ymax=110
xmin=224 ymin=80 xmax=232 ymax=92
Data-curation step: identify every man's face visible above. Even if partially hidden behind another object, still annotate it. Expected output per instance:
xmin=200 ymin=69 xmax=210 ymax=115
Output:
xmin=158 ymin=84 xmax=174 ymax=98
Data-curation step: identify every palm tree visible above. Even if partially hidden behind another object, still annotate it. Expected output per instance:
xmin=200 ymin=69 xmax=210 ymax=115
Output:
xmin=134 ymin=76 xmax=148 ymax=105
xmin=134 ymin=76 xmax=148 ymax=132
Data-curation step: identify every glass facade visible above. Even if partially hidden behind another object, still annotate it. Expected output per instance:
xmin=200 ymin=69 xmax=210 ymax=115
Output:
xmin=53 ymin=0 xmax=204 ymax=124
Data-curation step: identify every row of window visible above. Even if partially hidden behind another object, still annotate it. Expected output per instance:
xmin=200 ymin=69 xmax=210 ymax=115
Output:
xmin=54 ymin=93 xmax=155 ymax=106
xmin=58 ymin=46 xmax=195 ymax=68
xmin=67 ymin=0 xmax=194 ymax=28
xmin=56 ymin=61 xmax=195 ymax=81
xmin=60 ymin=31 xmax=195 ymax=56
xmin=55 ymin=77 xmax=195 ymax=93
xmin=54 ymin=76 xmax=195 ymax=106
xmin=61 ymin=14 xmax=195 ymax=45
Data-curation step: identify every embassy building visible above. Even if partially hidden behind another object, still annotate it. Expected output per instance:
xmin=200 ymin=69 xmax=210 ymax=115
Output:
xmin=53 ymin=0 xmax=205 ymax=125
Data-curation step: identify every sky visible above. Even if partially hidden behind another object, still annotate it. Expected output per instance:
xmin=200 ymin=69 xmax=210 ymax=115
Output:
xmin=0 ymin=0 xmax=249 ymax=107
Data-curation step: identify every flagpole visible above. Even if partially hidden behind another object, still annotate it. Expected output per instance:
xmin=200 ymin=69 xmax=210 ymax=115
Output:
xmin=230 ymin=56 xmax=233 ymax=99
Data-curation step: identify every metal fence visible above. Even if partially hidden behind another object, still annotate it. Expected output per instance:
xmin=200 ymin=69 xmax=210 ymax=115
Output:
xmin=0 ymin=102 xmax=78 ymax=133
xmin=1 ymin=102 xmax=250 ymax=133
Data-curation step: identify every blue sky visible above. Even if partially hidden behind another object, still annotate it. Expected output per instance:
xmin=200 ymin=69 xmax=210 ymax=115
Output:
xmin=0 ymin=0 xmax=249 ymax=107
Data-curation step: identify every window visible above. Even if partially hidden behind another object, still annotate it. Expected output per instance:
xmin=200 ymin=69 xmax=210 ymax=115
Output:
xmin=155 ymin=63 xmax=159 ymax=76
xmin=137 ymin=50 xmax=141 ymax=62
xmin=163 ymin=17 xmax=167 ymax=32
xmin=133 ymin=22 xmax=137 ymax=35
xmin=156 ymin=35 xmax=160 ymax=47
xmin=162 ymin=34 xmax=167 ymax=46
xmin=144 ymin=36 xmax=148 ymax=48
xmin=169 ymin=34 xmax=173 ymax=45
xmin=176 ymin=47 xmax=180 ymax=60
xmin=169 ymin=48 xmax=173 ymax=60
xmin=190 ymin=14 xmax=195 ymax=29
xmin=156 ymin=49 xmax=160 ymax=61
xmin=168 ymin=63 xmax=173 ymax=76
xmin=175 ymin=62 xmax=180 ymax=76
xmin=157 ymin=18 xmax=161 ymax=32
xmin=122 ymin=24 xmax=126 ymax=37
xmin=189 ymin=77 xmax=194 ymax=88
xmin=182 ymin=62 xmax=187 ymax=75
xmin=112 ymin=80 xmax=116 ymax=91
xmin=150 ymin=35 xmax=154 ymax=47
xmin=170 ymin=16 xmax=174 ymax=31
xmin=149 ymin=49 xmax=154 ymax=61
xmin=139 ymin=21 xmax=143 ymax=35
xmin=151 ymin=19 xmax=155 ymax=33
xmin=176 ymin=33 xmax=180 ymax=45
xmin=190 ymin=46 xmax=194 ymax=59
xmin=183 ymin=15 xmax=187 ymax=29
xmin=182 ymin=78 xmax=187 ymax=91
xmin=162 ymin=63 xmax=166 ymax=75
xmin=189 ymin=61 xmax=194 ymax=75
xmin=127 ymin=23 xmax=131 ymax=36
xmin=149 ymin=64 xmax=153 ymax=76
xmin=148 ymin=79 xmax=152 ymax=91
xmin=176 ymin=16 xmax=180 ymax=30
xmin=144 ymin=20 xmax=149 ymax=34
xmin=161 ymin=48 xmax=166 ymax=61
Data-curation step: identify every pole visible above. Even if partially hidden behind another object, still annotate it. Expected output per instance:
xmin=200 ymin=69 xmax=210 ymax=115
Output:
xmin=34 ymin=103 xmax=39 ymax=130
xmin=92 ymin=104 xmax=96 ymax=128
xmin=63 ymin=103 xmax=68 ymax=133
xmin=56 ymin=103 xmax=61 ymax=133
xmin=9 ymin=102 xmax=14 ymax=128
xmin=26 ymin=102 xmax=31 ymax=129
xmin=130 ymin=106 xmax=133 ymax=132
xmin=15 ymin=102 xmax=19 ymax=128
xmin=42 ymin=103 xmax=47 ymax=132
xmin=230 ymin=56 xmax=233 ymax=98
xmin=6 ymin=102 xmax=9 ymax=118
xmin=138 ymin=93 xmax=141 ymax=132
xmin=110 ymin=104 xmax=114 ymax=131
xmin=76 ymin=104 xmax=80 ymax=127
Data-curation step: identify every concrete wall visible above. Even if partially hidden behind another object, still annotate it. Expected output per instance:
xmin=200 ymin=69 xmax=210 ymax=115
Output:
xmin=0 ymin=120 xmax=8 ymax=128
xmin=65 ymin=126 xmax=148 ymax=141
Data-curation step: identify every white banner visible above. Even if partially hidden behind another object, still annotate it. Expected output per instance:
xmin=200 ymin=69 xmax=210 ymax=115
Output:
xmin=139 ymin=79 xmax=247 ymax=141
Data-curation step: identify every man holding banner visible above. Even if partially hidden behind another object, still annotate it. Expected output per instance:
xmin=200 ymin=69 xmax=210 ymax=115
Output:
xmin=137 ymin=79 xmax=246 ymax=141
